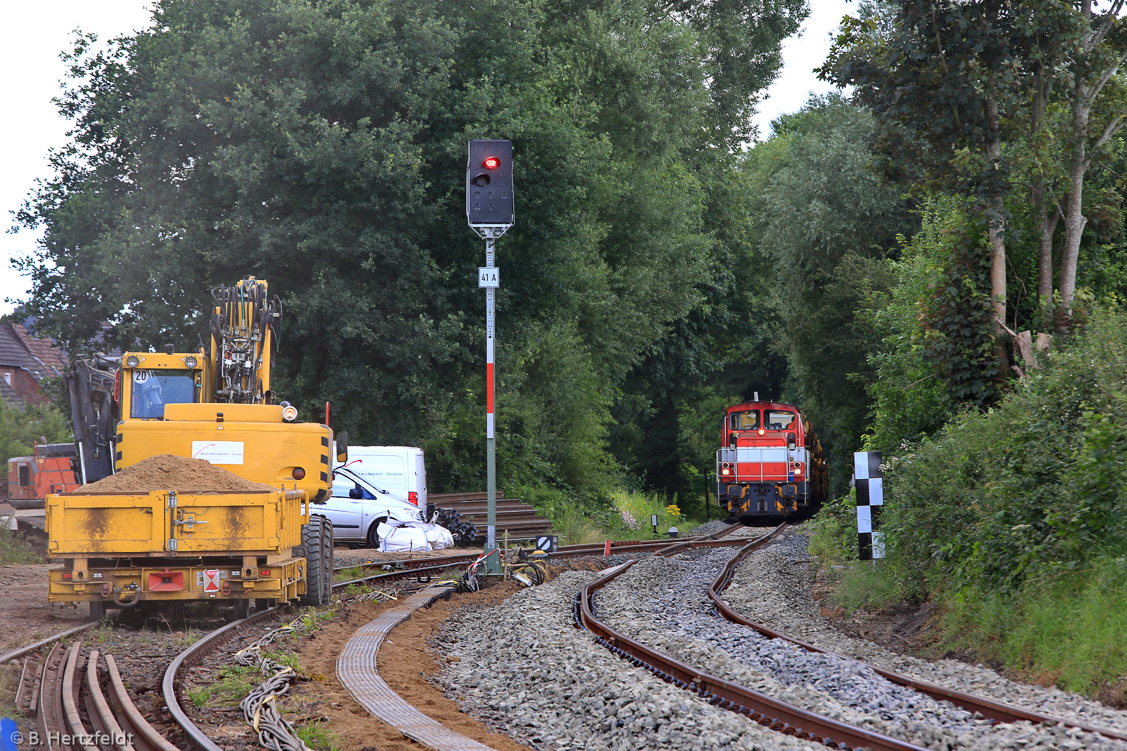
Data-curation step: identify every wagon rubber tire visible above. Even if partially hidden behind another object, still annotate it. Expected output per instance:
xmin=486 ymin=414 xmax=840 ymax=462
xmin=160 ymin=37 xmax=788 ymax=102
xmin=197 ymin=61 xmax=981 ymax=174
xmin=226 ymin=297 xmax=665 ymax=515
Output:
xmin=320 ymin=517 xmax=334 ymax=603
xmin=300 ymin=516 xmax=326 ymax=606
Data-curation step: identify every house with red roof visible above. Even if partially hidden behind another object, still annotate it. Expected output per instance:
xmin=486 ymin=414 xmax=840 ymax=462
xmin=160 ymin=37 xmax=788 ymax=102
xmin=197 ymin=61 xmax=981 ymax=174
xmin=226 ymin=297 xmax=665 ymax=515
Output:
xmin=0 ymin=323 xmax=68 ymax=410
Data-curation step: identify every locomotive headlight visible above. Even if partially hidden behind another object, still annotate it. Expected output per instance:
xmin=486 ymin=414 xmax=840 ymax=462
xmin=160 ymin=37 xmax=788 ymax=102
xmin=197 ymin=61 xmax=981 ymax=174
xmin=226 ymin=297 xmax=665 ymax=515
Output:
xmin=721 ymin=467 xmax=730 ymax=477
xmin=184 ymin=355 xmax=198 ymax=368
xmin=280 ymin=401 xmax=298 ymax=422
xmin=125 ymin=355 xmax=140 ymax=368
xmin=758 ymin=428 xmax=766 ymax=436
xmin=794 ymin=465 xmax=804 ymax=475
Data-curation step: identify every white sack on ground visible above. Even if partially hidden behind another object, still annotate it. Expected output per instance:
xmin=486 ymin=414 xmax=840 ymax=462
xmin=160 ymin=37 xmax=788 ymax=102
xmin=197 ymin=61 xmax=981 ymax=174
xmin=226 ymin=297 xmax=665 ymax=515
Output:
xmin=377 ymin=520 xmax=455 ymax=551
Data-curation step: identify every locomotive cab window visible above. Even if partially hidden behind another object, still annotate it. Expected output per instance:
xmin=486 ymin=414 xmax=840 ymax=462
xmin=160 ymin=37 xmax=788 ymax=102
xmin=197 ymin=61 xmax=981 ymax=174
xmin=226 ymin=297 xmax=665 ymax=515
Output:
xmin=729 ymin=411 xmax=760 ymax=430
xmin=765 ymin=410 xmax=796 ymax=430
xmin=130 ymin=369 xmax=197 ymax=419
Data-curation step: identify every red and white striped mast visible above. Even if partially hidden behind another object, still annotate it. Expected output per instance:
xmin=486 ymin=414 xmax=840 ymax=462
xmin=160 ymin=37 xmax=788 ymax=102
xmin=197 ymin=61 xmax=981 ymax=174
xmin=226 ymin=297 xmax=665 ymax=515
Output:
xmin=467 ymin=140 xmax=514 ymax=573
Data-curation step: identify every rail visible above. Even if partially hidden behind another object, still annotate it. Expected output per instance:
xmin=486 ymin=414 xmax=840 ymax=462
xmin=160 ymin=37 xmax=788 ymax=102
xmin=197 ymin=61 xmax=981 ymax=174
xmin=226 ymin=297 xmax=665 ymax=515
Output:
xmin=708 ymin=536 xmax=1127 ymax=744
xmin=574 ymin=524 xmax=932 ymax=751
xmin=7 ymin=521 xmax=752 ymax=751
xmin=332 ymin=522 xmax=745 ymax=575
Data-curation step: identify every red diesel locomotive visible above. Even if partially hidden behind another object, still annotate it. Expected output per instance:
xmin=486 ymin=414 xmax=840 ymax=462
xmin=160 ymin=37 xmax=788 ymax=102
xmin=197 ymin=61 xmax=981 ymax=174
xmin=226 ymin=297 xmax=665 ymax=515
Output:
xmin=716 ymin=396 xmax=828 ymax=521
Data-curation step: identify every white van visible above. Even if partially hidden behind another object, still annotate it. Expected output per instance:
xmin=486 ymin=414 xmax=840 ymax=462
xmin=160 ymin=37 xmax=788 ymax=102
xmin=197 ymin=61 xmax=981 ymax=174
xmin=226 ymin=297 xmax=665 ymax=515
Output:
xmin=320 ymin=466 xmax=424 ymax=547
xmin=333 ymin=446 xmax=427 ymax=510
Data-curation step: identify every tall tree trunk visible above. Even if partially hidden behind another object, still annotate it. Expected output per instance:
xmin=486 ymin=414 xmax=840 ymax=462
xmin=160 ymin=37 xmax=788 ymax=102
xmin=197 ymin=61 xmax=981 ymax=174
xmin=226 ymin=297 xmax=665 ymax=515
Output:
xmin=1030 ymin=66 xmax=1058 ymax=328
xmin=1034 ymin=181 xmax=1059 ymax=324
xmin=1060 ymin=93 xmax=1090 ymax=331
xmin=985 ymin=97 xmax=1009 ymax=373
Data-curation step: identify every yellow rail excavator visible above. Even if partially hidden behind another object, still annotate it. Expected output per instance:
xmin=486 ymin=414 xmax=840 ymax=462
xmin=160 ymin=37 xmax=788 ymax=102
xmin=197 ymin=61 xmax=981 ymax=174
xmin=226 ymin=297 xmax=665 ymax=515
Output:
xmin=47 ymin=277 xmax=346 ymax=619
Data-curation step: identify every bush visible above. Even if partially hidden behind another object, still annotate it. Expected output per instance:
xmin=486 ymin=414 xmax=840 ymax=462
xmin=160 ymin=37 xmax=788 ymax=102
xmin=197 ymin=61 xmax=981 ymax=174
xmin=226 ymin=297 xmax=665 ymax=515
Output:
xmin=879 ymin=308 xmax=1127 ymax=600
xmin=809 ymin=309 xmax=1127 ymax=698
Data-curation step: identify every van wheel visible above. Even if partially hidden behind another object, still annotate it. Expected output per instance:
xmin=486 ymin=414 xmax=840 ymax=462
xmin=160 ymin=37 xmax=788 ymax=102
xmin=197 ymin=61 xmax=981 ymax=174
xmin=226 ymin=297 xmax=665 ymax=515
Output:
xmin=300 ymin=516 xmax=326 ymax=606
xmin=321 ymin=517 xmax=334 ymax=603
xmin=366 ymin=517 xmax=388 ymax=550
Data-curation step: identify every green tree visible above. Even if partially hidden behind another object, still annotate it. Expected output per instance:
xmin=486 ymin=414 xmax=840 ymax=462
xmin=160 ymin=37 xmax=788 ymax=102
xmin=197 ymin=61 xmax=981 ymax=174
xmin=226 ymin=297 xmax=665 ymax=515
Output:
xmin=15 ymin=0 xmax=806 ymax=502
xmin=746 ymin=96 xmax=916 ymax=489
xmin=0 ymin=401 xmax=72 ymax=475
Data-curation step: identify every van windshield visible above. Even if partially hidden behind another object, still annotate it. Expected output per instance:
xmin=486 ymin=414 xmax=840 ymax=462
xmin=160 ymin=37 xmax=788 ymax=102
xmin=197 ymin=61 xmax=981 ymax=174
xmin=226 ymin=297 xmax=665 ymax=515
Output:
xmin=331 ymin=469 xmax=380 ymax=499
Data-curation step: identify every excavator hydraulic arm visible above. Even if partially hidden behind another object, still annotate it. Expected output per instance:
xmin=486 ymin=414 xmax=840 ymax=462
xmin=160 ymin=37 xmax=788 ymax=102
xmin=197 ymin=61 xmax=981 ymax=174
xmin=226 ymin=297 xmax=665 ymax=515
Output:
xmin=209 ymin=277 xmax=282 ymax=404
xmin=66 ymin=355 xmax=119 ymax=483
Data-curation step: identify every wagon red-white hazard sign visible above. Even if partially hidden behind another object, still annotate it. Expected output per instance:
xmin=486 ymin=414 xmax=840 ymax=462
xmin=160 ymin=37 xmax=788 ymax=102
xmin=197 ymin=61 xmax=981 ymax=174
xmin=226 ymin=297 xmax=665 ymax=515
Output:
xmin=202 ymin=569 xmax=221 ymax=592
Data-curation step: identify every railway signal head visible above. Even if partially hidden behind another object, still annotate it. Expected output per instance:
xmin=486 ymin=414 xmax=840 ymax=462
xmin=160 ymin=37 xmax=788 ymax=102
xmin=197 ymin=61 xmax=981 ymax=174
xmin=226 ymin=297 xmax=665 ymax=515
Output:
xmin=467 ymin=140 xmax=514 ymax=226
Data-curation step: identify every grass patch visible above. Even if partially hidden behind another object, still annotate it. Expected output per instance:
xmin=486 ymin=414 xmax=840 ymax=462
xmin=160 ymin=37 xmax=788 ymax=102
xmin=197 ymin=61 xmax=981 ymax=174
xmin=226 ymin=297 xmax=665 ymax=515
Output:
xmin=333 ymin=566 xmax=369 ymax=583
xmin=0 ymin=528 xmax=44 ymax=564
xmin=829 ymin=563 xmax=905 ymax=615
xmin=188 ymin=686 xmax=212 ymax=708
xmin=552 ymin=505 xmax=604 ymax=544
xmin=295 ymin=721 xmax=339 ymax=751
xmin=203 ymin=664 xmax=259 ymax=707
xmin=599 ymin=489 xmax=707 ymax=540
xmin=937 ymin=556 xmax=1127 ymax=701
xmin=264 ymin=650 xmax=302 ymax=672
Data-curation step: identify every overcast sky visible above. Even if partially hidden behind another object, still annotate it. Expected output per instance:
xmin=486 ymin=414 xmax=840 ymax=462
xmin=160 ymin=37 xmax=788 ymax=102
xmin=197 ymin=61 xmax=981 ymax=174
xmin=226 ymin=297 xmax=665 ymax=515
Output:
xmin=0 ymin=0 xmax=852 ymax=319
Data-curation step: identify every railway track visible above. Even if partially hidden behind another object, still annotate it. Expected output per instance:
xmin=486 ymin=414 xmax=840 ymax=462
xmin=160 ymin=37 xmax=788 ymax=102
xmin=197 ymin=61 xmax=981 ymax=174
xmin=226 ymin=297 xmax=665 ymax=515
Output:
xmin=332 ymin=522 xmax=746 ymax=579
xmin=8 ymin=633 xmax=186 ymax=751
xmin=2 ymin=522 xmax=747 ymax=751
xmin=710 ymin=532 xmax=1127 ymax=744
xmin=575 ymin=524 xmax=930 ymax=751
xmin=570 ymin=524 xmax=1127 ymax=751
xmin=15 ymin=520 xmax=1010 ymax=751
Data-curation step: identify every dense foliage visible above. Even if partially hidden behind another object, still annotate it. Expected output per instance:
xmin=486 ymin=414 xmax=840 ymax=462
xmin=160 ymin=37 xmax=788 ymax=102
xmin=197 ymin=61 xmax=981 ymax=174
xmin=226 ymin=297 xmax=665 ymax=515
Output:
xmin=0 ymin=399 xmax=72 ymax=474
xmin=15 ymin=0 xmax=806 ymax=503
xmin=809 ymin=312 xmax=1127 ymax=697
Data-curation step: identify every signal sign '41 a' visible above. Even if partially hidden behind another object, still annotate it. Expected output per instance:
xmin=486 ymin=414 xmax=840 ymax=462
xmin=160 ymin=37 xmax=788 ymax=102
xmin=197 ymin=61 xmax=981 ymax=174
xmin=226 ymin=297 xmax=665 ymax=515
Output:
xmin=478 ymin=267 xmax=500 ymax=288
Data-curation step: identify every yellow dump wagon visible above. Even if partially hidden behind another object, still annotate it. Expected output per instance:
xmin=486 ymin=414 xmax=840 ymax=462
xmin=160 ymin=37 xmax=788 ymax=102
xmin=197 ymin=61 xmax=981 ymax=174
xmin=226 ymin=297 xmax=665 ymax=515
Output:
xmin=46 ymin=484 xmax=326 ymax=619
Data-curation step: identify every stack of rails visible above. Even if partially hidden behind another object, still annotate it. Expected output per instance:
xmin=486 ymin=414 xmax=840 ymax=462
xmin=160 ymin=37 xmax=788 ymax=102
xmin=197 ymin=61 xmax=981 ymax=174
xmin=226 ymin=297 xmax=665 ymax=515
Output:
xmin=428 ymin=491 xmax=552 ymax=543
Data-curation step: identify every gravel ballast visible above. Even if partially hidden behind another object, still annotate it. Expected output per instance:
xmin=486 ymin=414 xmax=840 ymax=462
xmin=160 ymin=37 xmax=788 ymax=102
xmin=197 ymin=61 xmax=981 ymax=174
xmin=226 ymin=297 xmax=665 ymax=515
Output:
xmin=431 ymin=529 xmax=1127 ymax=750
xmin=433 ymin=569 xmax=822 ymax=750
xmin=723 ymin=530 xmax=1127 ymax=738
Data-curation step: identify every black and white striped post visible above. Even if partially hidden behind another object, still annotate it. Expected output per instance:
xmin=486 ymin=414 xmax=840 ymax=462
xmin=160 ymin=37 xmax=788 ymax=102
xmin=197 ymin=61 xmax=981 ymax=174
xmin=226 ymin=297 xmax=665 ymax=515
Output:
xmin=854 ymin=451 xmax=884 ymax=560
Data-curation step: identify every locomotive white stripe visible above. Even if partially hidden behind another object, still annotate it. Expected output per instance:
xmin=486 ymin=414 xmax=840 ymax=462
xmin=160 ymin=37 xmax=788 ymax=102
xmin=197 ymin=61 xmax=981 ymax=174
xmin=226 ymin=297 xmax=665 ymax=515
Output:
xmin=735 ymin=448 xmax=788 ymax=463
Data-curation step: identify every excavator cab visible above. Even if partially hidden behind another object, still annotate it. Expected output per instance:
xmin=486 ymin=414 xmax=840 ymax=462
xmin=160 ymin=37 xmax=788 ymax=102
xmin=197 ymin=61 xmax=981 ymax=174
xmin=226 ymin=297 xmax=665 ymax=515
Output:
xmin=120 ymin=353 xmax=207 ymax=419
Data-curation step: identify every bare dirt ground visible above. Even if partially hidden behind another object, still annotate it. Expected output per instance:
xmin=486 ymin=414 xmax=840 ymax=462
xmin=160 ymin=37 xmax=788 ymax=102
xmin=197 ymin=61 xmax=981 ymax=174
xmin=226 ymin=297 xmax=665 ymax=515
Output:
xmin=172 ymin=580 xmax=536 ymax=751
xmin=293 ymin=581 xmax=535 ymax=751
xmin=0 ymin=563 xmax=88 ymax=654
xmin=811 ymin=569 xmax=938 ymax=656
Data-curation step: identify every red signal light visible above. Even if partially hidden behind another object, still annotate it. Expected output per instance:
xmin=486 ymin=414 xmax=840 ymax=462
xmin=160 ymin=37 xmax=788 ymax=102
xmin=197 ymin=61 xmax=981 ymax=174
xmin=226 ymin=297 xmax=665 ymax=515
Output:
xmin=483 ymin=156 xmax=500 ymax=169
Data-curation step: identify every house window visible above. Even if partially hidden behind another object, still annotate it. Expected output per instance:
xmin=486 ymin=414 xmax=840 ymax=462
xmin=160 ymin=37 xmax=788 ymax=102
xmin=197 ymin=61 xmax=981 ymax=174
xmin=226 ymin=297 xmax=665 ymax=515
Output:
xmin=2 ymin=372 xmax=9 ymax=385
